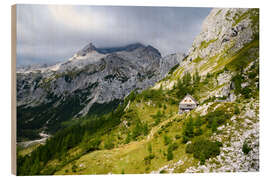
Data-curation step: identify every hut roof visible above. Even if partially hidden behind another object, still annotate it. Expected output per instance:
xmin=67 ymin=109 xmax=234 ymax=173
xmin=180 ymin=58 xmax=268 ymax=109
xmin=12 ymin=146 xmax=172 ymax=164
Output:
xmin=179 ymin=94 xmax=199 ymax=105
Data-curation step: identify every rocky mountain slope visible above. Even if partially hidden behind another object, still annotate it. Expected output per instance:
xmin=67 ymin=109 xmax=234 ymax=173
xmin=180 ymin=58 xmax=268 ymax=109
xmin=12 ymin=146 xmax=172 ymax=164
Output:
xmin=153 ymin=8 xmax=259 ymax=172
xmin=17 ymin=43 xmax=184 ymax=140
xmin=17 ymin=8 xmax=259 ymax=175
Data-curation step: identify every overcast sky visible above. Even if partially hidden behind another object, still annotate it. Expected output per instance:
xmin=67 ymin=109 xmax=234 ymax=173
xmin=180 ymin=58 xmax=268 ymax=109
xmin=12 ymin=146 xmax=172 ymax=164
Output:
xmin=16 ymin=5 xmax=211 ymax=66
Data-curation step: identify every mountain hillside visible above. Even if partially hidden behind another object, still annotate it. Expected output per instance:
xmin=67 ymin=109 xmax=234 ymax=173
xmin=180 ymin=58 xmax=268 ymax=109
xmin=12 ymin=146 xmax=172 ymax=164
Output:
xmin=17 ymin=8 xmax=259 ymax=175
xmin=17 ymin=43 xmax=184 ymax=141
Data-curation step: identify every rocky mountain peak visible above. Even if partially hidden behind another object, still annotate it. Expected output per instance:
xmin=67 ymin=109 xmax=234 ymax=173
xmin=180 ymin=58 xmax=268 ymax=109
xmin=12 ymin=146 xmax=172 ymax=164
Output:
xmin=76 ymin=42 xmax=98 ymax=56
xmin=143 ymin=45 xmax=161 ymax=57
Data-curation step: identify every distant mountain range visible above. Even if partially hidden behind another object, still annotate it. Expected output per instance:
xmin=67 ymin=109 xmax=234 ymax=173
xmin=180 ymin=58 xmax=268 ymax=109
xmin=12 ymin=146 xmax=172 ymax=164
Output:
xmin=17 ymin=42 xmax=185 ymax=140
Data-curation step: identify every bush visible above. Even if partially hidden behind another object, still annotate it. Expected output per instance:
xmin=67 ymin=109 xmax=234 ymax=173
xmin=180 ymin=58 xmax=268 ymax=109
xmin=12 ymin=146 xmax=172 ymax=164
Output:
xmin=182 ymin=117 xmax=194 ymax=139
xmin=82 ymin=138 xmax=101 ymax=152
xmin=242 ymin=141 xmax=251 ymax=154
xmin=241 ymin=87 xmax=252 ymax=99
xmin=104 ymin=136 xmax=114 ymax=150
xmin=170 ymin=99 xmax=177 ymax=105
xmin=163 ymin=104 xmax=167 ymax=110
xmin=182 ymin=135 xmax=189 ymax=144
xmin=139 ymin=89 xmax=163 ymax=102
xmin=232 ymin=74 xmax=243 ymax=95
xmin=151 ymin=110 xmax=163 ymax=125
xmin=131 ymin=120 xmax=149 ymax=140
xmin=144 ymin=154 xmax=155 ymax=165
xmin=194 ymin=127 xmax=203 ymax=136
xmin=168 ymin=64 xmax=180 ymax=75
xmin=186 ymin=137 xmax=222 ymax=164
xmin=71 ymin=164 xmax=77 ymax=173
xmin=168 ymin=142 xmax=179 ymax=151
xmin=160 ymin=169 xmax=167 ymax=174
xmin=165 ymin=142 xmax=179 ymax=161
xmin=175 ymin=134 xmax=181 ymax=139
xmin=163 ymin=135 xmax=172 ymax=145
xmin=147 ymin=143 xmax=152 ymax=154
xmin=234 ymin=105 xmax=240 ymax=115
xmin=202 ymin=96 xmax=216 ymax=104
xmin=167 ymin=148 xmax=173 ymax=161
xmin=248 ymin=71 xmax=257 ymax=79
xmin=205 ymin=110 xmax=230 ymax=129
xmin=211 ymin=118 xmax=218 ymax=132
xmin=125 ymin=132 xmax=131 ymax=144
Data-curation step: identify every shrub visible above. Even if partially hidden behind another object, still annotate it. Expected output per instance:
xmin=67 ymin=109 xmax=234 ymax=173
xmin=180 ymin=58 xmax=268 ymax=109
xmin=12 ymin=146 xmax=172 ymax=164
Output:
xmin=202 ymin=96 xmax=216 ymax=104
xmin=167 ymin=147 xmax=173 ymax=161
xmin=163 ymin=104 xmax=167 ymax=110
xmin=71 ymin=164 xmax=77 ymax=173
xmin=170 ymin=99 xmax=177 ymax=105
xmin=125 ymin=132 xmax=131 ymax=144
xmin=232 ymin=74 xmax=243 ymax=95
xmin=151 ymin=110 xmax=163 ymax=125
xmin=248 ymin=71 xmax=257 ymax=79
xmin=160 ymin=169 xmax=167 ymax=174
xmin=194 ymin=115 xmax=203 ymax=126
xmin=144 ymin=154 xmax=155 ymax=165
xmin=104 ymin=136 xmax=114 ymax=150
xmin=127 ymin=90 xmax=137 ymax=102
xmin=82 ymin=137 xmax=101 ymax=153
xmin=194 ymin=127 xmax=203 ymax=136
xmin=242 ymin=141 xmax=251 ymax=154
xmin=185 ymin=137 xmax=222 ymax=164
xmin=211 ymin=119 xmax=218 ymax=132
xmin=182 ymin=135 xmax=189 ymax=144
xmin=163 ymin=135 xmax=172 ymax=145
xmin=205 ymin=110 xmax=230 ymax=129
xmin=234 ymin=105 xmax=240 ymax=115
xmin=168 ymin=64 xmax=180 ymax=75
xmin=175 ymin=134 xmax=181 ymax=139
xmin=131 ymin=120 xmax=149 ymax=140
xmin=182 ymin=117 xmax=194 ymax=139
xmin=139 ymin=89 xmax=163 ymax=102
xmin=168 ymin=142 xmax=179 ymax=151
xmin=241 ymin=87 xmax=252 ymax=99
xmin=147 ymin=143 xmax=152 ymax=154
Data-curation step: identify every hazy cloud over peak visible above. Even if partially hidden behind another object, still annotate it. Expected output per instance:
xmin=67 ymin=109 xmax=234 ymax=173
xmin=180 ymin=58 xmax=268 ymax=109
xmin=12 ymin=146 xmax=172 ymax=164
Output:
xmin=16 ymin=4 xmax=211 ymax=66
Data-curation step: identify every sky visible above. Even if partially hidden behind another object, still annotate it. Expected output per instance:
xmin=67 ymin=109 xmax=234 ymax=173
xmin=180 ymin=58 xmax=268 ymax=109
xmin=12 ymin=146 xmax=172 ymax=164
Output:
xmin=16 ymin=4 xmax=211 ymax=66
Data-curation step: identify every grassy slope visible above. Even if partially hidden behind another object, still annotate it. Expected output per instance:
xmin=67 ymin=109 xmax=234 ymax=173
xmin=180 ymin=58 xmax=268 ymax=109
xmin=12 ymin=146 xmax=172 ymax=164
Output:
xmin=55 ymin=110 xmax=195 ymax=174
xmin=18 ymin=144 xmax=41 ymax=157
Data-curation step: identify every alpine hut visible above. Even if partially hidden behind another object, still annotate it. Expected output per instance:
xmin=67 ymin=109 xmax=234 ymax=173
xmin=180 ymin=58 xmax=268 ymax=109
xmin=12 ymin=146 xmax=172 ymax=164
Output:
xmin=178 ymin=94 xmax=199 ymax=114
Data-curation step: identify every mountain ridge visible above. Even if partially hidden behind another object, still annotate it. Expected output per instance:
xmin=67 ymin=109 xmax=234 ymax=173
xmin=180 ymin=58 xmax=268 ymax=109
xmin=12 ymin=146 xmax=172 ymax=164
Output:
xmin=16 ymin=42 xmax=184 ymax=141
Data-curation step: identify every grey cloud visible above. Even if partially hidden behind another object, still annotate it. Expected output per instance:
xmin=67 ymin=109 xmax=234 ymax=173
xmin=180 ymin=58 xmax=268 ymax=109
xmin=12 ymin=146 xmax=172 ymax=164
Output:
xmin=16 ymin=5 xmax=211 ymax=66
